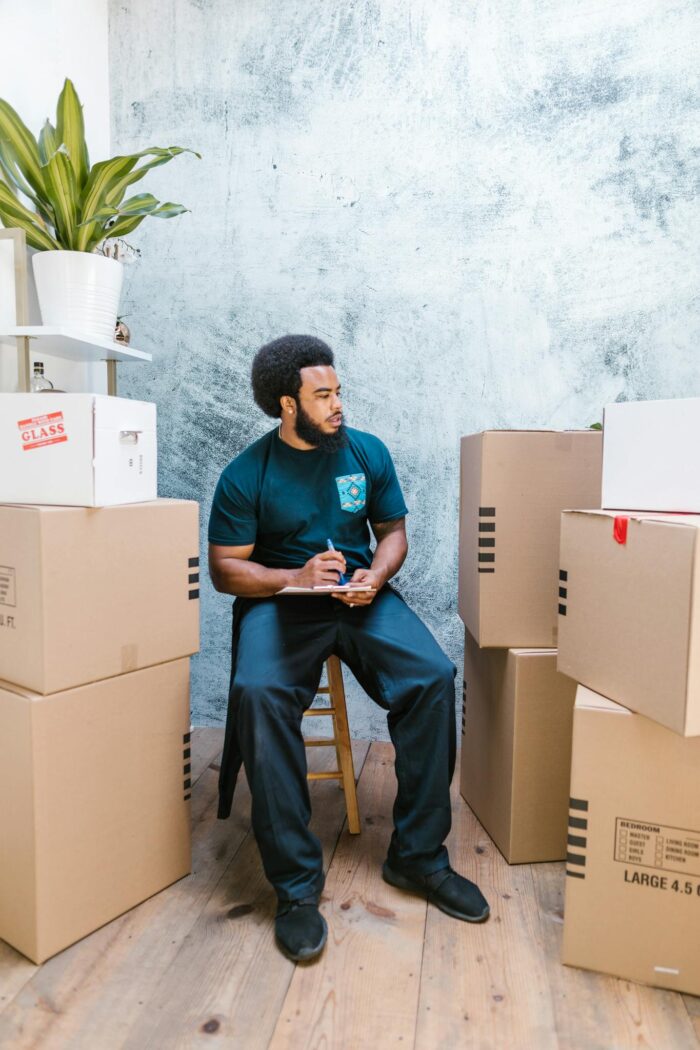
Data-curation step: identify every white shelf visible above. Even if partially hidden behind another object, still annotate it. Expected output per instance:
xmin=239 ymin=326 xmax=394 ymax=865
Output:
xmin=1 ymin=326 xmax=152 ymax=364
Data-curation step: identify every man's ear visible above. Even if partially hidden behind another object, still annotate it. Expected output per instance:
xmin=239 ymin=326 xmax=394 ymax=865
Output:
xmin=280 ymin=395 xmax=296 ymax=415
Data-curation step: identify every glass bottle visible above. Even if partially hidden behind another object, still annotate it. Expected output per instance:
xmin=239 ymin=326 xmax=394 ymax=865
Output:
xmin=30 ymin=362 xmax=54 ymax=393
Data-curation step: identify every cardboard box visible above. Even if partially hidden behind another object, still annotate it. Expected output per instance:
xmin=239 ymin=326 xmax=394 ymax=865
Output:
xmin=0 ymin=393 xmax=156 ymax=506
xmin=0 ymin=658 xmax=192 ymax=964
xmin=458 ymin=430 xmax=602 ymax=648
xmin=0 ymin=500 xmax=200 ymax=694
xmin=563 ymin=686 xmax=700 ymax=996
xmin=602 ymin=397 xmax=700 ymax=512
xmin=558 ymin=509 xmax=700 ymax=736
xmin=460 ymin=631 xmax=577 ymax=863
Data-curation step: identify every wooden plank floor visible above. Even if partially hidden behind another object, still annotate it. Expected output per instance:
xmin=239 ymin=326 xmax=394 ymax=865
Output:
xmin=0 ymin=729 xmax=698 ymax=1050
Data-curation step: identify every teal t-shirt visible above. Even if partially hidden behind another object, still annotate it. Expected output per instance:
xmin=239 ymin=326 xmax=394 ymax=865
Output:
xmin=208 ymin=426 xmax=408 ymax=570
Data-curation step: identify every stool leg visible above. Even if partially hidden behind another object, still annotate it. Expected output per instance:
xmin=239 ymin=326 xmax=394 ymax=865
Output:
xmin=327 ymin=656 xmax=361 ymax=834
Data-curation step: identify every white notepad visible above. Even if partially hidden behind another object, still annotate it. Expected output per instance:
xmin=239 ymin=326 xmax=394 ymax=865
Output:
xmin=277 ymin=585 xmax=376 ymax=595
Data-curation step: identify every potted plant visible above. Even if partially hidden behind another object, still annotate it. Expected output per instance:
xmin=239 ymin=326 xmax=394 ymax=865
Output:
xmin=0 ymin=78 xmax=199 ymax=340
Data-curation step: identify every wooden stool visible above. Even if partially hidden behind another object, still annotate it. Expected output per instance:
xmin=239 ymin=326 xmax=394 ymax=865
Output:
xmin=303 ymin=655 xmax=361 ymax=834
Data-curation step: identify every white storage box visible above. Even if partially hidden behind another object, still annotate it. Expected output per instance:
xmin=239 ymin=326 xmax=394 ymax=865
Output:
xmin=602 ymin=397 xmax=700 ymax=512
xmin=0 ymin=394 xmax=157 ymax=506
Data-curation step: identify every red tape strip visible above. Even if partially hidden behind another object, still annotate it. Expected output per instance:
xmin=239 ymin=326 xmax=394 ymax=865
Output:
xmin=613 ymin=516 xmax=629 ymax=545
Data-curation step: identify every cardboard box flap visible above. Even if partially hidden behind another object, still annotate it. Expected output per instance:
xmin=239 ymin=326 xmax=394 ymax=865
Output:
xmin=511 ymin=648 xmax=558 ymax=656
xmin=477 ymin=429 xmax=599 ymax=435
xmin=564 ymin=509 xmax=700 ymax=530
xmin=3 ymin=504 xmax=68 ymax=515
xmin=0 ymin=677 xmax=37 ymax=700
xmin=574 ymin=687 xmax=631 ymax=715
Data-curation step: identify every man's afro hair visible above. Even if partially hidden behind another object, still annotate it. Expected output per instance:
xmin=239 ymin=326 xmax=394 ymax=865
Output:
xmin=251 ymin=334 xmax=335 ymax=418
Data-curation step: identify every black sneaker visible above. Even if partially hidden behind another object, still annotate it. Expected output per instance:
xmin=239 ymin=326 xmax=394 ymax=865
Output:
xmin=382 ymin=862 xmax=490 ymax=923
xmin=275 ymin=896 xmax=328 ymax=962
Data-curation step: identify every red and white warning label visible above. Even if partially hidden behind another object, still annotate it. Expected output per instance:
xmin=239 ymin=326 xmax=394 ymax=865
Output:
xmin=17 ymin=412 xmax=68 ymax=451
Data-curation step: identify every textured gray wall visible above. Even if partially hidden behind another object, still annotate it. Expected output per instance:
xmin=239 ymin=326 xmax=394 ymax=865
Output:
xmin=109 ymin=0 xmax=699 ymax=735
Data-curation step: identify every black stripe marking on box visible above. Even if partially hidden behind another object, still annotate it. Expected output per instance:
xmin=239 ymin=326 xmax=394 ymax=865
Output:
xmin=558 ymin=604 xmax=567 ymax=616
xmin=570 ymin=797 xmax=589 ymax=811
xmin=566 ymin=870 xmax=585 ymax=879
xmin=183 ymin=732 xmax=191 ymax=744
xmin=184 ymin=778 xmax=191 ymax=790
xmin=567 ymin=833 xmax=587 ymax=848
xmin=569 ymin=816 xmax=588 ymax=830
xmin=478 ymin=509 xmax=496 ymax=570
xmin=188 ymin=556 xmax=199 ymax=568
xmin=559 ymin=569 xmax=568 ymax=581
xmin=184 ymin=748 xmax=191 ymax=760
xmin=559 ymin=586 xmax=567 ymax=599
xmin=184 ymin=763 xmax=191 ymax=776
xmin=566 ymin=852 xmax=586 ymax=867
xmin=188 ymin=572 xmax=200 ymax=584
xmin=189 ymin=589 xmax=200 ymax=600
xmin=184 ymin=793 xmax=191 ymax=802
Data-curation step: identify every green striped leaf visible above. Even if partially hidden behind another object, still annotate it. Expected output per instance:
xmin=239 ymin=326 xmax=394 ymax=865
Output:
xmin=41 ymin=146 xmax=78 ymax=249
xmin=0 ymin=142 xmax=26 ymax=196
xmin=0 ymin=141 xmax=56 ymax=232
xmin=0 ymin=98 xmax=45 ymax=198
xmin=77 ymin=146 xmax=200 ymax=248
xmin=91 ymin=213 xmax=146 ymax=246
xmin=0 ymin=182 xmax=59 ymax=250
xmin=80 ymin=191 xmax=162 ymax=225
xmin=56 ymin=79 xmax=89 ymax=190
xmin=38 ymin=121 xmax=59 ymax=165
xmin=150 ymin=201 xmax=188 ymax=218
xmin=105 ymin=146 xmax=200 ymax=206
xmin=80 ymin=193 xmax=189 ymax=231
xmin=0 ymin=137 xmax=56 ymax=228
xmin=75 ymin=153 xmax=141 ymax=250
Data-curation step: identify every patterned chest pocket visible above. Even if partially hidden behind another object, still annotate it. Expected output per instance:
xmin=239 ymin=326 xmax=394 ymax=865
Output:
xmin=335 ymin=473 xmax=366 ymax=514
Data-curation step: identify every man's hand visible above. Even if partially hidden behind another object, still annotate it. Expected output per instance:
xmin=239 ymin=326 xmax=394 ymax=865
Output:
xmin=332 ymin=567 xmax=383 ymax=607
xmin=291 ymin=549 xmax=348 ymax=589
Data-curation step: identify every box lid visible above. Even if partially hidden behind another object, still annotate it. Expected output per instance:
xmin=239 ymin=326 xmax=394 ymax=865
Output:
xmin=563 ymin=509 xmax=700 ymax=530
xmin=465 ymin=429 xmax=598 ymax=437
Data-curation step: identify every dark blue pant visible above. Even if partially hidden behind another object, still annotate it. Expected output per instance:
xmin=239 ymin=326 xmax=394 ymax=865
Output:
xmin=218 ymin=587 xmax=456 ymax=902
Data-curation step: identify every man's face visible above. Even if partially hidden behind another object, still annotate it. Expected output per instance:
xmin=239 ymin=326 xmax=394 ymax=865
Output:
xmin=293 ymin=365 xmax=347 ymax=451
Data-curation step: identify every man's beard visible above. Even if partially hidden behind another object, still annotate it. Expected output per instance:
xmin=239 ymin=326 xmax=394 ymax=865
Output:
xmin=294 ymin=401 xmax=349 ymax=452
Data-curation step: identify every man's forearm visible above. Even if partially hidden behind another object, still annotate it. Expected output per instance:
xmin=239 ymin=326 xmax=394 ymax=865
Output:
xmin=211 ymin=558 xmax=297 ymax=598
xmin=370 ymin=532 xmax=408 ymax=586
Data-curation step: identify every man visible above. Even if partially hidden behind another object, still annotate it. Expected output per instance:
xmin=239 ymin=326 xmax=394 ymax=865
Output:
xmin=208 ymin=334 xmax=489 ymax=963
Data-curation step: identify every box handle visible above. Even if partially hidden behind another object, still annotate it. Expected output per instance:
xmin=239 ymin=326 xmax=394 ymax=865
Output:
xmin=119 ymin=430 xmax=142 ymax=444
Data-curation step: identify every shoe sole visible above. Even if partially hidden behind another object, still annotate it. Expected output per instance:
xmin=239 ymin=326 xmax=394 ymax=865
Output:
xmin=275 ymin=915 xmax=328 ymax=962
xmin=382 ymin=864 xmax=490 ymax=923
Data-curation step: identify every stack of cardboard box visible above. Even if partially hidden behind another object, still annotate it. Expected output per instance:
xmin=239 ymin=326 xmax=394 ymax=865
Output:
xmin=457 ymin=429 xmax=603 ymax=863
xmin=557 ymin=397 xmax=700 ymax=996
xmin=0 ymin=393 xmax=200 ymax=964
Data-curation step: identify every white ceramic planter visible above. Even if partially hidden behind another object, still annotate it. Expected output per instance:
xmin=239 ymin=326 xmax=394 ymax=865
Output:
xmin=32 ymin=251 xmax=124 ymax=341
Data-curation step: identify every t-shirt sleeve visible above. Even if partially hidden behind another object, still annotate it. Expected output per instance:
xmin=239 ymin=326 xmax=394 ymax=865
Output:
xmin=208 ymin=467 xmax=258 ymax=546
xmin=368 ymin=440 xmax=409 ymax=524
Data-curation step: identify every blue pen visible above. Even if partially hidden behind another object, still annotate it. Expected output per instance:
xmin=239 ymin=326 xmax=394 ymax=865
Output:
xmin=326 ymin=538 xmax=347 ymax=585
